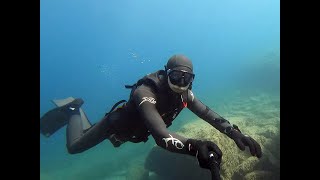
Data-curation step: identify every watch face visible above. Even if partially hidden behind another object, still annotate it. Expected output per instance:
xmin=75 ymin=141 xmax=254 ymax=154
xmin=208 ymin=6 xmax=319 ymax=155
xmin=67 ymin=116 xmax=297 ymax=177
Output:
xmin=225 ymin=126 xmax=233 ymax=134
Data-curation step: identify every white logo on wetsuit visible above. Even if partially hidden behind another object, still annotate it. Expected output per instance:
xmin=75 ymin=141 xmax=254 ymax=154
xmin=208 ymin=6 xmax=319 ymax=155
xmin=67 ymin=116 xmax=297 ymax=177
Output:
xmin=172 ymin=108 xmax=179 ymax=119
xmin=172 ymin=113 xmax=177 ymax=119
xmin=69 ymin=107 xmax=75 ymax=110
xmin=139 ymin=97 xmax=156 ymax=106
xmin=190 ymin=91 xmax=195 ymax=102
xmin=162 ymin=134 xmax=184 ymax=149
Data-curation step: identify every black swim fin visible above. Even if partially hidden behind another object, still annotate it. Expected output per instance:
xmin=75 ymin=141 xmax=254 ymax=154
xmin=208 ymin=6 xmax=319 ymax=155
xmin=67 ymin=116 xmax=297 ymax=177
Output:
xmin=40 ymin=97 xmax=84 ymax=137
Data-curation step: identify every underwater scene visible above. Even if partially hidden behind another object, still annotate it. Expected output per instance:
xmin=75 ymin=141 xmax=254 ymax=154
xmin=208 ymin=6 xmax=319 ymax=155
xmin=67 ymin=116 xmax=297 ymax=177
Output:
xmin=40 ymin=0 xmax=280 ymax=179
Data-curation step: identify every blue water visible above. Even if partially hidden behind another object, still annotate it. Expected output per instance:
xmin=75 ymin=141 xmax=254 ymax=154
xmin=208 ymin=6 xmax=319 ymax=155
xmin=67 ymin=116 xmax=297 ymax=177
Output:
xmin=40 ymin=0 xmax=279 ymax=179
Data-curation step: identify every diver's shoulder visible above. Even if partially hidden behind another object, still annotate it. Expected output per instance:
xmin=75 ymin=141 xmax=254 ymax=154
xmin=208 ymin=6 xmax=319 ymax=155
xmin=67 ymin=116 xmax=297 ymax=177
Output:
xmin=133 ymin=84 xmax=157 ymax=96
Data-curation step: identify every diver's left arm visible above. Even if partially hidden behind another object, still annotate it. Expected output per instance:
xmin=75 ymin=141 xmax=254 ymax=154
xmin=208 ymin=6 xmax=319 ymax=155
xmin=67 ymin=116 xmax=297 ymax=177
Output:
xmin=185 ymin=90 xmax=262 ymax=158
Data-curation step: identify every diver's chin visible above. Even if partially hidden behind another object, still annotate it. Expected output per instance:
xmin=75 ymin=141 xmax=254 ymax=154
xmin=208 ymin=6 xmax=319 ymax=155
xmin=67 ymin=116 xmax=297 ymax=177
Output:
xmin=168 ymin=78 xmax=190 ymax=94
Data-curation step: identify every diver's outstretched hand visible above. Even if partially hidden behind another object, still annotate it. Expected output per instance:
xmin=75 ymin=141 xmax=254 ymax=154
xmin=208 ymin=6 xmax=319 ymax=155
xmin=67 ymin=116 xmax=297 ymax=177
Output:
xmin=186 ymin=139 xmax=222 ymax=170
xmin=230 ymin=129 xmax=262 ymax=158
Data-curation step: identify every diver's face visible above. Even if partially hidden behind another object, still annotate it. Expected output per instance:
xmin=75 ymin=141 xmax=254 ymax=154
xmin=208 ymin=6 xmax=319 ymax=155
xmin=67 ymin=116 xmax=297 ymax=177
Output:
xmin=167 ymin=69 xmax=194 ymax=93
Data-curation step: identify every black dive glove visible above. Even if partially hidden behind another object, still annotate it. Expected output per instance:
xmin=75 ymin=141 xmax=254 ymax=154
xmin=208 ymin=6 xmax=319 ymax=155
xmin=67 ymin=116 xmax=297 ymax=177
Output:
xmin=228 ymin=125 xmax=262 ymax=158
xmin=186 ymin=139 xmax=222 ymax=169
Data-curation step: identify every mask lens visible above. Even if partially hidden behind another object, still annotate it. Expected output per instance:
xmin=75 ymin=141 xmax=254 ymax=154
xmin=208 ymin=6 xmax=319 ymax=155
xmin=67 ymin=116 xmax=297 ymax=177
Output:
xmin=183 ymin=73 xmax=194 ymax=84
xmin=169 ymin=71 xmax=184 ymax=81
xmin=168 ymin=70 xmax=194 ymax=86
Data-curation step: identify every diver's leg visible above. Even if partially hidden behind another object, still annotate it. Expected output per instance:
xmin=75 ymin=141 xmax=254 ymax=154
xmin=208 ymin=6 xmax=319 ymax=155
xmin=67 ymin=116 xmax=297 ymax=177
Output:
xmin=67 ymin=107 xmax=129 ymax=153
xmin=66 ymin=113 xmax=112 ymax=154
xmin=40 ymin=97 xmax=105 ymax=154
xmin=40 ymin=97 xmax=121 ymax=154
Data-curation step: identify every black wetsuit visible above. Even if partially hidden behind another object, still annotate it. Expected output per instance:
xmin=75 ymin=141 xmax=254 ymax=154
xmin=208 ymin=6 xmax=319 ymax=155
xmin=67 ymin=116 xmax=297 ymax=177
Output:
xmin=66 ymin=70 xmax=235 ymax=154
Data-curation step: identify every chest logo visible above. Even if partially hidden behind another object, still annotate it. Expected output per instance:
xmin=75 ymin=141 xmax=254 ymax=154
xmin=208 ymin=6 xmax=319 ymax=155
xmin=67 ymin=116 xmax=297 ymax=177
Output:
xmin=139 ymin=97 xmax=156 ymax=106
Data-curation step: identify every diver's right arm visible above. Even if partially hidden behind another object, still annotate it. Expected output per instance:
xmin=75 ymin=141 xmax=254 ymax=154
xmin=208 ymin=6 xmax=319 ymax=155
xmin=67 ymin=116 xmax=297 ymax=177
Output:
xmin=132 ymin=84 xmax=222 ymax=169
xmin=132 ymin=84 xmax=190 ymax=154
